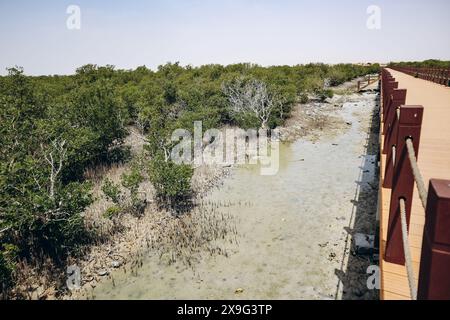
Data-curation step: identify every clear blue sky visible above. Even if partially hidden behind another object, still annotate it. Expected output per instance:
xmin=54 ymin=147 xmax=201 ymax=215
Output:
xmin=0 ymin=0 xmax=449 ymax=75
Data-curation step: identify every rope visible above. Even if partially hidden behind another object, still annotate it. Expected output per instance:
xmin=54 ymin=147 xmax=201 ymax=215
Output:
xmin=405 ymin=138 xmax=428 ymax=209
xmin=389 ymin=108 xmax=399 ymax=167
xmin=391 ymin=134 xmax=426 ymax=300
xmin=399 ymin=198 xmax=418 ymax=300
xmin=392 ymin=145 xmax=396 ymax=166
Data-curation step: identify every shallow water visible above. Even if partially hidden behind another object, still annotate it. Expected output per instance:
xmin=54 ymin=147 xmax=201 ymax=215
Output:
xmin=90 ymin=94 xmax=378 ymax=299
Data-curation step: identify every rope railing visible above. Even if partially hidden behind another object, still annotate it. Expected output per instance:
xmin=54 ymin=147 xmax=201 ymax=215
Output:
xmin=392 ymin=145 xmax=396 ymax=166
xmin=405 ymin=138 xmax=428 ymax=209
xmin=388 ymin=134 xmax=427 ymax=299
xmin=398 ymin=138 xmax=428 ymax=299
xmin=390 ymin=109 xmax=400 ymax=167
xmin=399 ymin=198 xmax=418 ymax=300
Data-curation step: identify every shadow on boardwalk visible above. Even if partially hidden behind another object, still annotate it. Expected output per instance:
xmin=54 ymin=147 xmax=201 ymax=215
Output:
xmin=334 ymin=90 xmax=381 ymax=300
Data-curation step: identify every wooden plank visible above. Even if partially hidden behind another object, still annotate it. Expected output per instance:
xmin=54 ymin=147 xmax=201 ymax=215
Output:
xmin=383 ymin=260 xmax=420 ymax=278
xmin=382 ymin=271 xmax=417 ymax=298
xmin=383 ymin=290 xmax=410 ymax=300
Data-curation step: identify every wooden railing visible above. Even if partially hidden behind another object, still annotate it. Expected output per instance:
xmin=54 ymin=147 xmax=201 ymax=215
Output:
xmin=389 ymin=66 xmax=450 ymax=86
xmin=380 ymin=68 xmax=450 ymax=300
xmin=357 ymin=74 xmax=379 ymax=91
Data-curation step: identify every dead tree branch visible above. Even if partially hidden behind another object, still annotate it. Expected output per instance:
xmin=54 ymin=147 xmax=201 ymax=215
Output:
xmin=41 ymin=139 xmax=67 ymax=199
xmin=222 ymin=78 xmax=282 ymax=129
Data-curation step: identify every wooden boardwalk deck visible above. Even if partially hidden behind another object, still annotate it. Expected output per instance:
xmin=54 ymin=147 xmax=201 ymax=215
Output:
xmin=379 ymin=69 xmax=450 ymax=300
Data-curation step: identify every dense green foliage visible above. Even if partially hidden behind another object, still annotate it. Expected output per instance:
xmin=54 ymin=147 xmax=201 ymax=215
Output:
xmin=102 ymin=178 xmax=123 ymax=205
xmin=148 ymin=152 xmax=194 ymax=210
xmin=0 ymin=61 xmax=378 ymax=293
xmin=101 ymin=164 xmax=145 ymax=217
xmin=389 ymin=59 xmax=450 ymax=69
xmin=0 ymin=67 xmax=124 ymax=293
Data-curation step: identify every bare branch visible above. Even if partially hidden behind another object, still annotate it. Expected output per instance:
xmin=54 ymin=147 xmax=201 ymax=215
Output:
xmin=41 ymin=139 xmax=67 ymax=199
xmin=0 ymin=226 xmax=11 ymax=234
xmin=222 ymin=78 xmax=280 ymax=129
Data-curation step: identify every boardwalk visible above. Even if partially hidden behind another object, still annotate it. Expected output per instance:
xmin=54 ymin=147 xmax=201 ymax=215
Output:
xmin=379 ymin=69 xmax=450 ymax=299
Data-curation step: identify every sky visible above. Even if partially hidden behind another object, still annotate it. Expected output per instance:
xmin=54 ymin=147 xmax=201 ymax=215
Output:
xmin=0 ymin=0 xmax=449 ymax=75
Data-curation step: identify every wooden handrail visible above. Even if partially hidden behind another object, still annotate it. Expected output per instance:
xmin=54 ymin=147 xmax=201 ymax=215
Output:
xmin=357 ymin=74 xmax=379 ymax=91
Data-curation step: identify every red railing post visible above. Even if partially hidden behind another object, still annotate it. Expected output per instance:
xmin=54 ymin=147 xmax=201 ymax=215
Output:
xmin=382 ymin=89 xmax=407 ymax=137
xmin=418 ymin=179 xmax=450 ymax=300
xmin=382 ymin=91 xmax=407 ymax=188
xmin=384 ymin=105 xmax=424 ymax=265
xmin=382 ymin=81 xmax=399 ymax=120
xmin=381 ymin=69 xmax=387 ymax=105
xmin=382 ymin=109 xmax=399 ymax=188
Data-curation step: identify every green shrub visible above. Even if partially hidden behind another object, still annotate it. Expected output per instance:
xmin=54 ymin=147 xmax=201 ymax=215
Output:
xmin=389 ymin=59 xmax=449 ymax=69
xmin=36 ymin=182 xmax=93 ymax=255
xmin=121 ymin=165 xmax=146 ymax=215
xmin=299 ymin=93 xmax=309 ymax=104
xmin=0 ymin=244 xmax=19 ymax=290
xmin=106 ymin=145 xmax=132 ymax=164
xmin=103 ymin=205 xmax=121 ymax=219
xmin=101 ymin=178 xmax=122 ymax=205
xmin=232 ymin=112 xmax=261 ymax=130
xmin=318 ymin=89 xmax=334 ymax=102
xmin=148 ymin=153 xmax=193 ymax=209
xmin=121 ymin=166 xmax=143 ymax=194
